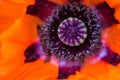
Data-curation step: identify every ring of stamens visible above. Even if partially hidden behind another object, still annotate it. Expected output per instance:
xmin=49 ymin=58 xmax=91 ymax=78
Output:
xmin=40 ymin=2 xmax=101 ymax=61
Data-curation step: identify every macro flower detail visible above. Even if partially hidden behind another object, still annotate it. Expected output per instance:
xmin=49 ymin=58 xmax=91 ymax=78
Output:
xmin=24 ymin=0 xmax=120 ymax=79
xmin=0 ymin=0 xmax=119 ymax=80
xmin=40 ymin=2 xmax=101 ymax=62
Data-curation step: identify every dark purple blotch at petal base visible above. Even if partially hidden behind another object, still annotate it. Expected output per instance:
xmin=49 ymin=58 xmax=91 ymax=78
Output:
xmin=26 ymin=0 xmax=57 ymax=21
xmin=58 ymin=59 xmax=82 ymax=79
xmin=95 ymin=2 xmax=119 ymax=29
xmin=102 ymin=46 xmax=120 ymax=66
xmin=24 ymin=41 xmax=44 ymax=63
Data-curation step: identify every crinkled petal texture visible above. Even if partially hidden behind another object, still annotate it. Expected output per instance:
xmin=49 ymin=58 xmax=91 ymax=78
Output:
xmin=0 ymin=0 xmax=120 ymax=80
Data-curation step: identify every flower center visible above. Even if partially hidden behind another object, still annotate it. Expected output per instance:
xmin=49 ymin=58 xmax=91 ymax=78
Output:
xmin=39 ymin=2 xmax=102 ymax=62
xmin=58 ymin=17 xmax=87 ymax=46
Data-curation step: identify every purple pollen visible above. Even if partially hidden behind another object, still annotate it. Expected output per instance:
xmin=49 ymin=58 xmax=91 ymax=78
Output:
xmin=58 ymin=17 xmax=87 ymax=46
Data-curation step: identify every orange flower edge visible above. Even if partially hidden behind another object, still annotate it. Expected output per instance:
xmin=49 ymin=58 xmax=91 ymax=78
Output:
xmin=1 ymin=0 xmax=120 ymax=80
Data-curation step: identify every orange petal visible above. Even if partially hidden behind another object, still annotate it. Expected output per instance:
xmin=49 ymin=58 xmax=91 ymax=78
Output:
xmin=0 ymin=0 xmax=34 ymax=20
xmin=82 ymin=61 xmax=109 ymax=79
xmin=68 ymin=72 xmax=95 ymax=80
xmin=0 ymin=15 xmax=58 ymax=80
xmin=0 ymin=17 xmax=15 ymax=34
xmin=114 ymin=4 xmax=120 ymax=22
xmin=23 ymin=60 xmax=58 ymax=80
xmin=0 ymin=58 xmax=58 ymax=80
xmin=105 ymin=0 xmax=120 ymax=8
xmin=68 ymin=61 xmax=109 ymax=80
xmin=69 ymin=61 xmax=120 ymax=80
xmin=102 ymin=24 xmax=120 ymax=55
xmin=10 ymin=0 xmax=34 ymax=4
xmin=0 ymin=0 xmax=34 ymax=34
xmin=107 ymin=65 xmax=120 ymax=80
xmin=0 ymin=40 xmax=26 ymax=79
xmin=0 ymin=15 xmax=40 ymax=46
xmin=0 ymin=15 xmax=39 ymax=76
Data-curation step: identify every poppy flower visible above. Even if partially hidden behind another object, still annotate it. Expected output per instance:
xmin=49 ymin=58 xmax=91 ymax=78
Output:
xmin=0 ymin=0 xmax=120 ymax=80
